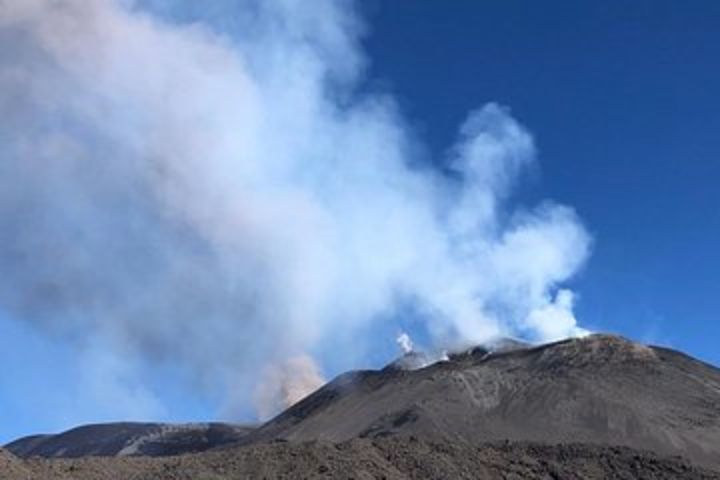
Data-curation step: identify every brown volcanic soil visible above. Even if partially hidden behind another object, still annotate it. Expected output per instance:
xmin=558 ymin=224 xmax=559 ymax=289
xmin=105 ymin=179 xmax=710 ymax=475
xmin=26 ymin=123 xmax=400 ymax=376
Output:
xmin=3 ymin=437 xmax=719 ymax=479
xmin=250 ymin=335 xmax=720 ymax=468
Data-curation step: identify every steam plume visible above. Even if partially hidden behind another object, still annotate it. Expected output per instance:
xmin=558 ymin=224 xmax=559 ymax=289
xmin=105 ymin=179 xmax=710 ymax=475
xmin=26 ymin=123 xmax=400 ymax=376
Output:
xmin=397 ymin=332 xmax=414 ymax=355
xmin=0 ymin=0 xmax=591 ymax=420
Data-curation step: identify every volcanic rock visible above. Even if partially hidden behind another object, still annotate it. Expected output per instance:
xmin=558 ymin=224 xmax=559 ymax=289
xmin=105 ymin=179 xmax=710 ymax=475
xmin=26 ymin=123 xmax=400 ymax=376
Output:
xmin=5 ymin=422 xmax=254 ymax=458
xmin=0 ymin=448 xmax=30 ymax=477
xmin=2 ymin=437 xmax=719 ymax=479
xmin=248 ymin=334 xmax=720 ymax=468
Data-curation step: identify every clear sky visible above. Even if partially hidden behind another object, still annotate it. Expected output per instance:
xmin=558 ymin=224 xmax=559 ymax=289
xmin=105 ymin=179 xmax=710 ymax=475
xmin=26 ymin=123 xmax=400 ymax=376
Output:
xmin=1 ymin=1 xmax=719 ymax=444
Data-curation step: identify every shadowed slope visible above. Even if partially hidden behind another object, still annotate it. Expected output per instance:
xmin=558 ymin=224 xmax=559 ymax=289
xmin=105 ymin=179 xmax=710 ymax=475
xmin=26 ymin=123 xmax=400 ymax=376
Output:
xmin=5 ymin=422 xmax=254 ymax=458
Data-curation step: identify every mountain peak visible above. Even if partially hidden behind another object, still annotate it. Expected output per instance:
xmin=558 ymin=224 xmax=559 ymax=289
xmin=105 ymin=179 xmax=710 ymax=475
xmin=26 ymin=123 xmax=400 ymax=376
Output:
xmin=536 ymin=333 xmax=658 ymax=368
xmin=385 ymin=336 xmax=534 ymax=372
xmin=247 ymin=333 xmax=720 ymax=468
xmin=446 ymin=336 xmax=532 ymax=362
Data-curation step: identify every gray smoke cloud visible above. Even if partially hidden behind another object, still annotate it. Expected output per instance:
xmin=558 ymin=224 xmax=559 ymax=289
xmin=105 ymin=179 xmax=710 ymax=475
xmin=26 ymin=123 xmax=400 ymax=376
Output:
xmin=0 ymin=0 xmax=591 ymax=419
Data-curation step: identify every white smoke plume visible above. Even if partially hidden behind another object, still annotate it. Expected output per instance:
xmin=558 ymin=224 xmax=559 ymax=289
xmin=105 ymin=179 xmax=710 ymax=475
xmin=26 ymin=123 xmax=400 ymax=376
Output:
xmin=397 ymin=332 xmax=414 ymax=355
xmin=252 ymin=354 xmax=325 ymax=421
xmin=0 ymin=0 xmax=591 ymax=420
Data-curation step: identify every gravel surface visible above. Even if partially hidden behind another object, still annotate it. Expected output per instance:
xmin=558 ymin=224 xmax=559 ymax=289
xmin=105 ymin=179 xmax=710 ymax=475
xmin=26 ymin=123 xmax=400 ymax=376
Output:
xmin=3 ymin=438 xmax=719 ymax=480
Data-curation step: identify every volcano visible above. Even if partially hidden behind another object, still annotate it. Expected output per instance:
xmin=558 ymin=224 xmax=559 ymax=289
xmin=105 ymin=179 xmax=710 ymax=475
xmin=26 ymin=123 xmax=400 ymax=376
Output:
xmin=3 ymin=334 xmax=720 ymax=478
xmin=247 ymin=334 xmax=720 ymax=468
xmin=5 ymin=422 xmax=254 ymax=458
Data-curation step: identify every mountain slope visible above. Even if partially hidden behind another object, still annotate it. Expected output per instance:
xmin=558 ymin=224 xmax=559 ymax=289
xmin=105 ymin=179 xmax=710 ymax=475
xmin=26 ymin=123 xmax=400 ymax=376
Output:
xmin=248 ymin=334 xmax=720 ymax=468
xmin=0 ymin=449 xmax=31 ymax=478
xmin=5 ymin=422 xmax=254 ymax=458
xmin=3 ymin=438 xmax=719 ymax=480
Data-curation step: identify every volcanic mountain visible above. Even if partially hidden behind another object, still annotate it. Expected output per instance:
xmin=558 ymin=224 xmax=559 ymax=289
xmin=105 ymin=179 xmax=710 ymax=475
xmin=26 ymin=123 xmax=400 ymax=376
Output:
xmin=247 ymin=334 xmax=720 ymax=468
xmin=3 ymin=334 xmax=720 ymax=478
xmin=5 ymin=422 xmax=253 ymax=458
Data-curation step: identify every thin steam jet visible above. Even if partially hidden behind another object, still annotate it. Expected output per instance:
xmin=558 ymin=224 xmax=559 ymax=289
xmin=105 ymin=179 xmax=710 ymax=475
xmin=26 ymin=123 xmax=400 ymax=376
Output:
xmin=397 ymin=333 xmax=414 ymax=355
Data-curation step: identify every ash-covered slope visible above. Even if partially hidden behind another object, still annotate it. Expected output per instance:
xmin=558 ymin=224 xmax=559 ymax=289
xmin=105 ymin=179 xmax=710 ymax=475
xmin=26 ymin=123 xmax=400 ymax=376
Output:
xmin=248 ymin=334 xmax=720 ymax=468
xmin=0 ymin=449 xmax=30 ymax=478
xmin=5 ymin=422 xmax=254 ymax=458
xmin=3 ymin=438 xmax=720 ymax=480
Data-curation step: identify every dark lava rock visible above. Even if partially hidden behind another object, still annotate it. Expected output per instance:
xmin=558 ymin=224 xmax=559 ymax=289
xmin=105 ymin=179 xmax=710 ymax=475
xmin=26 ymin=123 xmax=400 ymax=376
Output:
xmin=5 ymin=422 xmax=254 ymax=458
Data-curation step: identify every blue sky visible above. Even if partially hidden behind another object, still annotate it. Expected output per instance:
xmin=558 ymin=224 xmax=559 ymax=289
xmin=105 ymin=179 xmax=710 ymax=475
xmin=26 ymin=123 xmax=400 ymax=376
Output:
xmin=1 ymin=1 xmax=719 ymax=444
xmin=362 ymin=1 xmax=720 ymax=363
